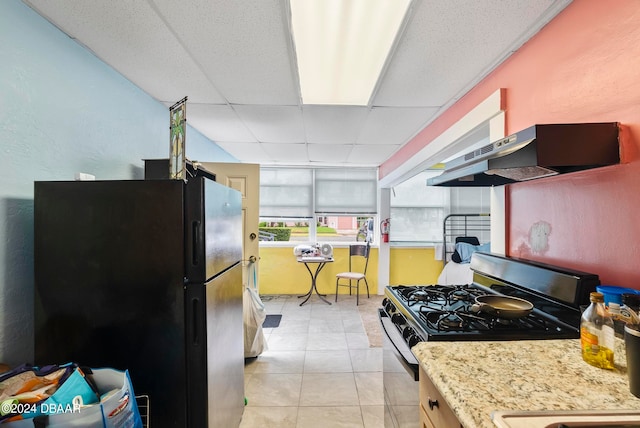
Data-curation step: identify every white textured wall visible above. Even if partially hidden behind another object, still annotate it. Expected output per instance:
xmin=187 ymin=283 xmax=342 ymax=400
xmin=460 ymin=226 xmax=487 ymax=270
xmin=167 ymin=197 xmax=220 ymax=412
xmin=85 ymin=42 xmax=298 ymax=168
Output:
xmin=0 ymin=0 xmax=237 ymax=366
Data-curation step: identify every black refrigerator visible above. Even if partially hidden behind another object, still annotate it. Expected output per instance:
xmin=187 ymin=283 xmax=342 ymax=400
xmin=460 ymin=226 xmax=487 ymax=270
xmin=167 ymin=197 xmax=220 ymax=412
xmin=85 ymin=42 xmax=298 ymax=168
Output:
xmin=34 ymin=176 xmax=244 ymax=428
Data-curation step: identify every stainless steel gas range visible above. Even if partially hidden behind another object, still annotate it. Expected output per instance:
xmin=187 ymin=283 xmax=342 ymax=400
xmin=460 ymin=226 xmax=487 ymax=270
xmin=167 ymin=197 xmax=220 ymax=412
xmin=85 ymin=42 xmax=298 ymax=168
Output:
xmin=378 ymin=252 xmax=600 ymax=428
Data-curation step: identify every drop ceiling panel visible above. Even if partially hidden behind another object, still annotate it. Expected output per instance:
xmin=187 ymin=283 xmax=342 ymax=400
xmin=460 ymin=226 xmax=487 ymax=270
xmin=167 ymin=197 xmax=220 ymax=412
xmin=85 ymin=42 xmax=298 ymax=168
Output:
xmin=356 ymin=107 xmax=440 ymax=145
xmin=187 ymin=104 xmax=256 ymax=142
xmin=215 ymin=142 xmax=272 ymax=163
xmin=307 ymin=144 xmax=353 ymax=163
xmin=373 ymin=0 xmax=564 ymax=107
xmin=25 ymin=0 xmax=225 ymax=104
xmin=348 ymin=144 xmax=400 ymax=165
xmin=152 ymin=0 xmax=299 ymax=105
xmin=303 ymin=106 xmax=369 ymax=144
xmin=261 ymin=143 xmax=309 ymax=163
xmin=233 ymin=105 xmax=305 ymax=143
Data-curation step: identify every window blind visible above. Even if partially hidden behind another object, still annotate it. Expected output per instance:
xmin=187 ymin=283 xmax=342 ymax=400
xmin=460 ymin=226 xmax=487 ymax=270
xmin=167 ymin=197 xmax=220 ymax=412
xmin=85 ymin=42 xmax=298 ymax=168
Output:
xmin=259 ymin=167 xmax=377 ymax=217
xmin=314 ymin=168 xmax=377 ymax=214
xmin=260 ymin=168 xmax=313 ymax=218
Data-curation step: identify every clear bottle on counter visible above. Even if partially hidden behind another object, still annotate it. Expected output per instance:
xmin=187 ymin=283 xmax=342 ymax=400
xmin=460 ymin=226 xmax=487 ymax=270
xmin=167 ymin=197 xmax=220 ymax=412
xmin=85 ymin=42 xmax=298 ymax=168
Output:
xmin=580 ymin=291 xmax=615 ymax=369
xmin=608 ymin=302 xmax=625 ymax=338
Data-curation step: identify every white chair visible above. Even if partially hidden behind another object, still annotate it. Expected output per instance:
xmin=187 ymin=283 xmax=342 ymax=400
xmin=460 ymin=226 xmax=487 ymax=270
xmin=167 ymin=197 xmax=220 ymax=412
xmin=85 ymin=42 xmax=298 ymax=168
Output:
xmin=335 ymin=242 xmax=370 ymax=305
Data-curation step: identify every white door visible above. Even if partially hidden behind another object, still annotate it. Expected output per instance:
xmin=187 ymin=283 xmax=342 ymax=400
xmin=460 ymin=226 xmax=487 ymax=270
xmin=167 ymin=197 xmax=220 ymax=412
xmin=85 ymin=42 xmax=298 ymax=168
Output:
xmin=200 ymin=162 xmax=260 ymax=291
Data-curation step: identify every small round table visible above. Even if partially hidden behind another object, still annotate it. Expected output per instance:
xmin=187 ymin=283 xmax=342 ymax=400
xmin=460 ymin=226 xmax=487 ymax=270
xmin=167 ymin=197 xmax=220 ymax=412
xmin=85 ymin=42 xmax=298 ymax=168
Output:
xmin=297 ymin=256 xmax=334 ymax=306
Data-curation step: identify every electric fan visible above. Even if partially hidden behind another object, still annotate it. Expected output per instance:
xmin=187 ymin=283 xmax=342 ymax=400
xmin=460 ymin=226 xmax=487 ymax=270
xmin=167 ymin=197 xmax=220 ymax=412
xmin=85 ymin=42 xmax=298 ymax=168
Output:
xmin=319 ymin=243 xmax=333 ymax=259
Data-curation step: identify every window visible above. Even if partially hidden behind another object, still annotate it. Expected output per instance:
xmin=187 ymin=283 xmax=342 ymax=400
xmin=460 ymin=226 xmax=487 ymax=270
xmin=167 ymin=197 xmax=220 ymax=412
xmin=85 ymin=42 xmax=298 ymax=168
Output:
xmin=260 ymin=168 xmax=313 ymax=218
xmin=390 ymin=171 xmax=489 ymax=244
xmin=314 ymin=169 xmax=377 ymax=214
xmin=316 ymin=215 xmax=375 ymax=243
xmin=259 ymin=167 xmax=377 ymax=243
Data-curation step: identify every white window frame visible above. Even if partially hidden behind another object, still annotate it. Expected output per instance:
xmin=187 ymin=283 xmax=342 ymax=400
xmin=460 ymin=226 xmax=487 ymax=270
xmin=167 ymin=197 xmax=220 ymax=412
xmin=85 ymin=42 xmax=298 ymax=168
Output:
xmin=259 ymin=167 xmax=378 ymax=246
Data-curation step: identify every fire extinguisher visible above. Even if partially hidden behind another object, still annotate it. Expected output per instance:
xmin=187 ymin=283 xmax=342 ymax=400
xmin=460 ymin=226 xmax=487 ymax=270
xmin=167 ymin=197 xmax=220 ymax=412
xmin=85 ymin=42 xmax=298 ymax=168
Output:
xmin=380 ymin=218 xmax=390 ymax=243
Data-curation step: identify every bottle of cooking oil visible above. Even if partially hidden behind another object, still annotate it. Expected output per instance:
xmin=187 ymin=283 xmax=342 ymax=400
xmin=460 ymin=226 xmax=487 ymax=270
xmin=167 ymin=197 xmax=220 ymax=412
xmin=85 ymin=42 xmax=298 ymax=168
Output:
xmin=581 ymin=292 xmax=615 ymax=369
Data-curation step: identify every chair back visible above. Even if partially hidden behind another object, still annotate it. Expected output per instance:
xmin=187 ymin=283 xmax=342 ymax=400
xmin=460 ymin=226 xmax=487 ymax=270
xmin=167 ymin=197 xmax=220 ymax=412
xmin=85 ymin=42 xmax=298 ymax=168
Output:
xmin=348 ymin=242 xmax=370 ymax=275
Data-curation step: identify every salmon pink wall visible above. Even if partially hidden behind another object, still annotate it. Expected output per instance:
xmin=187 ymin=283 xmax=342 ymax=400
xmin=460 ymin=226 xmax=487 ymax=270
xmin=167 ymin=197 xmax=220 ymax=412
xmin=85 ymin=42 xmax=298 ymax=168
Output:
xmin=380 ymin=0 xmax=640 ymax=288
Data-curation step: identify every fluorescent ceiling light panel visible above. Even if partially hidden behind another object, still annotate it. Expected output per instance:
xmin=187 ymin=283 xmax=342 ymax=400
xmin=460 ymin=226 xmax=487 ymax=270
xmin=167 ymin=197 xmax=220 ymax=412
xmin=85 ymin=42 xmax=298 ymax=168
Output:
xmin=290 ymin=0 xmax=411 ymax=105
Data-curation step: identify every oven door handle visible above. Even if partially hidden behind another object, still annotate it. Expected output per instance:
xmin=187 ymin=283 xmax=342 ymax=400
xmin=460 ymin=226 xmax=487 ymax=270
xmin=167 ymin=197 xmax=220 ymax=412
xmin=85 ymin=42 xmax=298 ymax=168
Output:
xmin=379 ymin=309 xmax=420 ymax=380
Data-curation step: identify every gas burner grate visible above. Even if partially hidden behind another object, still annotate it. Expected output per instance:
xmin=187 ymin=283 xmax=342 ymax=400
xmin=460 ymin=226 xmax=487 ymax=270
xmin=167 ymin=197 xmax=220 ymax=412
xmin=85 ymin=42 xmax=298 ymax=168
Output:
xmin=386 ymin=281 xmax=579 ymax=339
xmin=420 ymin=307 xmax=490 ymax=332
xmin=418 ymin=305 xmax=562 ymax=333
xmin=391 ymin=284 xmax=488 ymax=309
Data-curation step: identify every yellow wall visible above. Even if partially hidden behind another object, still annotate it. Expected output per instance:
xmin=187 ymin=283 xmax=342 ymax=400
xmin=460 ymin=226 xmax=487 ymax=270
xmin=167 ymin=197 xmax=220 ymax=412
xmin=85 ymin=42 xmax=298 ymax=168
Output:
xmin=389 ymin=247 xmax=443 ymax=285
xmin=258 ymin=246 xmax=444 ymax=295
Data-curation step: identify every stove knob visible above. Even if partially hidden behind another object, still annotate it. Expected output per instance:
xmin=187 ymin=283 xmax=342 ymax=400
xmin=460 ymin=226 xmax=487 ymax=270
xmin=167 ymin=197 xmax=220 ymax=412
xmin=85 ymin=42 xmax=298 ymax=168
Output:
xmin=408 ymin=334 xmax=421 ymax=348
xmin=385 ymin=301 xmax=396 ymax=314
xmin=382 ymin=298 xmax=389 ymax=307
xmin=391 ymin=313 xmax=405 ymax=325
xmin=402 ymin=326 xmax=415 ymax=340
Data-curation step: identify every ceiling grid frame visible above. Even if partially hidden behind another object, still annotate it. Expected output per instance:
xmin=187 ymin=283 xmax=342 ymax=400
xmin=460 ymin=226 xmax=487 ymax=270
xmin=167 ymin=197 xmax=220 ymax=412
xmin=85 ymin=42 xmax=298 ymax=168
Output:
xmin=23 ymin=0 xmax=571 ymax=169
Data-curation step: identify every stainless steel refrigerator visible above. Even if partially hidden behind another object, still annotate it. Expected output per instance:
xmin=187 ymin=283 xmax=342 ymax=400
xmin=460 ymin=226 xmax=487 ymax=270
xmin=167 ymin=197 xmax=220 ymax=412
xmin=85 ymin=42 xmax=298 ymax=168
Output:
xmin=34 ymin=176 xmax=244 ymax=428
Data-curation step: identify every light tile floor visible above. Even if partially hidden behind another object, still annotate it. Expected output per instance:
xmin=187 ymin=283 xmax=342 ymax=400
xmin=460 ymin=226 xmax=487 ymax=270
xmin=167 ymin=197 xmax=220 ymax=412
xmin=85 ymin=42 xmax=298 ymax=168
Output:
xmin=242 ymin=294 xmax=384 ymax=428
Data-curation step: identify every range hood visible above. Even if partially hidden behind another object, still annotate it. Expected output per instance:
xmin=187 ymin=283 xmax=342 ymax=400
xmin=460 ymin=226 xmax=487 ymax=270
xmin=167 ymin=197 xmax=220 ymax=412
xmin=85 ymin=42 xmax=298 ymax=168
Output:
xmin=427 ymin=122 xmax=620 ymax=187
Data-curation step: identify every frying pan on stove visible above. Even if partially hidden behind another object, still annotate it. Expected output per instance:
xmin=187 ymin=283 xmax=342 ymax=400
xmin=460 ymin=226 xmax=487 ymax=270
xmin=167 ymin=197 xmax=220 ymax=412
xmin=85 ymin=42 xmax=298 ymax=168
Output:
xmin=470 ymin=295 xmax=533 ymax=319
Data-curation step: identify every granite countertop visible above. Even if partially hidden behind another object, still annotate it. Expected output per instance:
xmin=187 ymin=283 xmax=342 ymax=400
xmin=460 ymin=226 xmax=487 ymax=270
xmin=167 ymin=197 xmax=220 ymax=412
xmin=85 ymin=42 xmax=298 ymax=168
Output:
xmin=413 ymin=338 xmax=639 ymax=428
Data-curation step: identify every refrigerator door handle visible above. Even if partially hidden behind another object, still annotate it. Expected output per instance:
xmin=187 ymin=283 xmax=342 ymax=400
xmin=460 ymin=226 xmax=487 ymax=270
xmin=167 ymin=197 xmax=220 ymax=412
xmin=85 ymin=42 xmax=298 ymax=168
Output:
xmin=191 ymin=220 xmax=201 ymax=267
xmin=191 ymin=297 xmax=200 ymax=345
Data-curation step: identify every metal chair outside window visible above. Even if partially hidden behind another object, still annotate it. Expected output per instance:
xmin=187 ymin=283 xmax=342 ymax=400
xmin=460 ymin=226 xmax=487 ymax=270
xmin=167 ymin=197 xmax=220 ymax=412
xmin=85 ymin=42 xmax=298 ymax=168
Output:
xmin=335 ymin=242 xmax=370 ymax=305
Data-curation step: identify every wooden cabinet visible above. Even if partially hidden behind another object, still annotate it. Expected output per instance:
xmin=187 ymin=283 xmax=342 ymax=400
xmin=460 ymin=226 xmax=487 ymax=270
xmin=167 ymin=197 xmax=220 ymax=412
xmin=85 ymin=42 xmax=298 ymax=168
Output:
xmin=419 ymin=366 xmax=463 ymax=428
xmin=420 ymin=403 xmax=433 ymax=428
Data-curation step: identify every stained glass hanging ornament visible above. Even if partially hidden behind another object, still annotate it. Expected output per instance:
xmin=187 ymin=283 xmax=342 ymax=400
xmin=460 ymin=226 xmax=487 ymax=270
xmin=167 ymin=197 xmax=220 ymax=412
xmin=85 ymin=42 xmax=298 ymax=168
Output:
xmin=169 ymin=97 xmax=187 ymax=180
